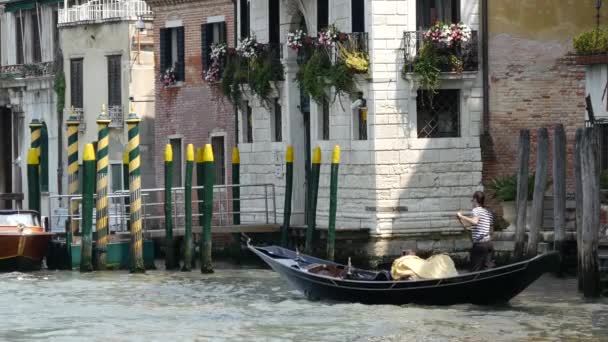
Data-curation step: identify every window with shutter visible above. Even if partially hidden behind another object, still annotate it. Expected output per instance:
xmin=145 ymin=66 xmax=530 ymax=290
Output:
xmin=202 ymin=22 xmax=227 ymax=73
xmin=32 ymin=13 xmax=41 ymax=63
xmin=240 ymin=0 xmax=250 ymax=37
xmin=175 ymin=27 xmax=185 ymax=81
xmin=15 ymin=16 xmax=24 ymax=65
xmin=269 ymin=0 xmax=280 ymax=43
xmin=317 ymin=0 xmax=329 ymax=31
xmin=211 ymin=136 xmax=226 ymax=185
xmin=107 ymin=55 xmax=122 ymax=106
xmin=351 ymin=0 xmax=365 ymax=33
xmin=70 ymin=58 xmax=84 ymax=109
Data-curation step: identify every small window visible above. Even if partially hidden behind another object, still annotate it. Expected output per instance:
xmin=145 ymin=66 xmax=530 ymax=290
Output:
xmin=107 ymin=55 xmax=122 ymax=107
xmin=70 ymin=58 xmax=84 ymax=109
xmin=211 ymin=136 xmax=226 ymax=185
xmin=417 ymin=89 xmax=460 ymax=138
xmin=317 ymin=0 xmax=329 ymax=31
xmin=242 ymin=102 xmax=253 ymax=143
xmin=239 ymin=0 xmax=250 ymax=37
xmin=159 ymin=27 xmax=185 ymax=82
xmin=320 ymin=99 xmax=329 ymax=140
xmin=351 ymin=0 xmax=365 ymax=33
xmin=110 ymin=163 xmax=122 ymax=192
xmin=202 ymin=21 xmax=227 ymax=72
xmin=417 ymin=0 xmax=460 ymax=29
xmin=15 ymin=15 xmax=24 ymax=64
xmin=271 ymin=98 xmax=282 ymax=142
xmin=269 ymin=0 xmax=280 ymax=44
xmin=169 ymin=138 xmax=183 ymax=186
xmin=31 ymin=13 xmax=41 ymax=63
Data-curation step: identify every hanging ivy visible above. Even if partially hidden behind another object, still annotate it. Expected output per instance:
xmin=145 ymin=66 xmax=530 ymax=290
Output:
xmin=54 ymin=71 xmax=66 ymax=116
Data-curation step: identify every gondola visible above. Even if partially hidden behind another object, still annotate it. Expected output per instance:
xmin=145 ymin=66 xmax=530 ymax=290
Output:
xmin=247 ymin=240 xmax=560 ymax=305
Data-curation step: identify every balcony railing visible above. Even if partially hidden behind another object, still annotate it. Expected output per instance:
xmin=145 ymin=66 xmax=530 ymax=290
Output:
xmin=402 ymin=30 xmax=479 ymax=73
xmin=0 ymin=62 xmax=53 ymax=80
xmin=59 ymin=0 xmax=152 ymax=26
xmin=73 ymin=108 xmax=86 ymax=132
xmin=108 ymin=105 xmax=123 ymax=128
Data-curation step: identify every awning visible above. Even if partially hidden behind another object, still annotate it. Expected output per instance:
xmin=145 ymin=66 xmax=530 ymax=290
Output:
xmin=4 ymin=0 xmax=63 ymax=13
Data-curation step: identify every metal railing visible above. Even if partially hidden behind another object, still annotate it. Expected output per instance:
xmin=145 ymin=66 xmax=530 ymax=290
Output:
xmin=108 ymin=105 xmax=123 ymax=128
xmin=402 ymin=30 xmax=479 ymax=73
xmin=0 ymin=62 xmax=53 ymax=80
xmin=72 ymin=108 xmax=87 ymax=132
xmin=59 ymin=0 xmax=152 ymax=25
xmin=46 ymin=183 xmax=277 ymax=234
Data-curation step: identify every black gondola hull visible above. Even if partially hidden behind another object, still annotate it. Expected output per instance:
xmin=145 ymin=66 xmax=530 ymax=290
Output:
xmin=248 ymin=244 xmax=560 ymax=305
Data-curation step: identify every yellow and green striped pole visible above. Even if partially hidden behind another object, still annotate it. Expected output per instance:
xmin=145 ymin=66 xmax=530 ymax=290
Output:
xmin=80 ymin=144 xmax=96 ymax=273
xmin=26 ymin=148 xmax=40 ymax=214
xmin=305 ymin=146 xmax=321 ymax=254
xmin=126 ymin=105 xmax=145 ymax=273
xmin=182 ymin=144 xmax=194 ymax=272
xmin=164 ymin=144 xmax=178 ymax=270
xmin=327 ymin=145 xmax=340 ymax=261
xmin=29 ymin=119 xmax=43 ymax=200
xmin=40 ymin=122 xmax=49 ymax=192
xmin=95 ymin=105 xmax=111 ymax=269
xmin=122 ymin=149 xmax=130 ymax=231
xmin=281 ymin=145 xmax=293 ymax=247
xmin=196 ymin=147 xmax=205 ymax=228
xmin=66 ymin=110 xmax=80 ymax=266
xmin=201 ymin=144 xmax=214 ymax=273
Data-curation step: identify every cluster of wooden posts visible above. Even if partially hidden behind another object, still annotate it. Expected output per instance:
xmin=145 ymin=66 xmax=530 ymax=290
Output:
xmin=514 ymin=124 xmax=602 ymax=297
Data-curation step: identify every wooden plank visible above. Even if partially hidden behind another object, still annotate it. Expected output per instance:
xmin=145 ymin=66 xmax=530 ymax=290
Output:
xmin=514 ymin=129 xmax=530 ymax=260
xmin=553 ymin=124 xmax=567 ymax=264
xmin=575 ymin=128 xmax=584 ymax=292
xmin=527 ymin=128 xmax=549 ymax=258
xmin=581 ymin=127 xmax=601 ymax=297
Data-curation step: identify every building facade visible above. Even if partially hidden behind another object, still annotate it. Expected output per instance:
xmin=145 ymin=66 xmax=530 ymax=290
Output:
xmin=146 ymin=0 xmax=236 ymax=194
xmin=0 ymin=0 xmax=60 ymax=211
xmin=59 ymin=0 xmax=156 ymax=191
xmin=237 ymin=0 xmax=483 ymax=239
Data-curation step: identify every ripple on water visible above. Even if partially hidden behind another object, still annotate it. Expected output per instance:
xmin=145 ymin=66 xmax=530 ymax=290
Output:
xmin=0 ymin=271 xmax=607 ymax=341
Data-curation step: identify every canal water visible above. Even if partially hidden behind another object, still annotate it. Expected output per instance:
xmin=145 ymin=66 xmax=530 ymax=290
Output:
xmin=0 ymin=265 xmax=607 ymax=342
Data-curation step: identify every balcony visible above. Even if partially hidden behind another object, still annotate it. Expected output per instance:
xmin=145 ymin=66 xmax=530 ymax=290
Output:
xmin=0 ymin=62 xmax=53 ymax=80
xmin=108 ymin=105 xmax=123 ymax=128
xmin=402 ymin=30 xmax=479 ymax=73
xmin=58 ymin=0 xmax=152 ymax=26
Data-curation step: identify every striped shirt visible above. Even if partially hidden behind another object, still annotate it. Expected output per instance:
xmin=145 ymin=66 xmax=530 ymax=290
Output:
xmin=471 ymin=207 xmax=492 ymax=242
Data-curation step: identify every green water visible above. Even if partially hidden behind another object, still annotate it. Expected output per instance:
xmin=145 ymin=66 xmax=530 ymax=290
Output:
xmin=0 ymin=266 xmax=607 ymax=341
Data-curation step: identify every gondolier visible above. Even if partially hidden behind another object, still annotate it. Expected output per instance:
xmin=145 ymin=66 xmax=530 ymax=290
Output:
xmin=457 ymin=191 xmax=495 ymax=272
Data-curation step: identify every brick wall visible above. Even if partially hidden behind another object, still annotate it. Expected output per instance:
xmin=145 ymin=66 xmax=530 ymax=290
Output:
xmin=484 ymin=34 xmax=586 ymax=197
xmin=150 ymin=0 xmax=236 ymax=189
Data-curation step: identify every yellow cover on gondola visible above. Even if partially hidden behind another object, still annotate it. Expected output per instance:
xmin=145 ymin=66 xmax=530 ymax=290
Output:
xmin=390 ymin=254 xmax=458 ymax=280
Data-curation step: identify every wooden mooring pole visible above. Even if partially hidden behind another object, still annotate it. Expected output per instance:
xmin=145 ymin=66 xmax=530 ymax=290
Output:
xmin=527 ymin=128 xmax=549 ymax=258
xmin=327 ymin=145 xmax=340 ymax=262
xmin=514 ymin=129 xmax=530 ymax=260
xmin=80 ymin=144 xmax=95 ymax=273
xmin=305 ymin=146 xmax=321 ymax=254
xmin=580 ymin=127 xmax=601 ymax=297
xmin=164 ymin=144 xmax=178 ymax=270
xmin=182 ymin=144 xmax=194 ymax=272
xmin=574 ymin=128 xmax=584 ymax=291
xmin=552 ymin=124 xmax=566 ymax=268
xmin=281 ymin=145 xmax=293 ymax=247
xmin=200 ymin=144 xmax=214 ymax=274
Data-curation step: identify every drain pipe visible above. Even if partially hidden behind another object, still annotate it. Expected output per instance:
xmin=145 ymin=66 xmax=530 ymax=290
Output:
xmin=482 ymin=0 xmax=489 ymax=134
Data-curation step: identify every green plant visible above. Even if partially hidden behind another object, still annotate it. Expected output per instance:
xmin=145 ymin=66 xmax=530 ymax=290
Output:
xmin=487 ymin=173 xmax=551 ymax=202
xmin=54 ymin=71 xmax=65 ymax=116
xmin=296 ymin=50 xmax=359 ymax=104
xmin=573 ymin=28 xmax=608 ymax=55
xmin=411 ymin=44 xmax=442 ymax=93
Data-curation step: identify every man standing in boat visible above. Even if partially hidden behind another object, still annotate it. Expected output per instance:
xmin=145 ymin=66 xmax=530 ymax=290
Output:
xmin=456 ymin=191 xmax=495 ymax=272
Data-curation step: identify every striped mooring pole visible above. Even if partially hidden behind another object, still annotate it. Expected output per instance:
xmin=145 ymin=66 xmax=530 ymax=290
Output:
xmin=95 ymin=105 xmax=111 ymax=269
xmin=66 ymin=111 xmax=80 ymax=265
xmin=327 ymin=145 xmax=340 ymax=261
xmin=305 ymin=146 xmax=321 ymax=254
xmin=122 ymin=149 xmax=130 ymax=231
xmin=201 ymin=144 xmax=214 ymax=273
xmin=80 ymin=144 xmax=96 ymax=273
xmin=29 ymin=118 xmax=43 ymax=206
xmin=126 ymin=105 xmax=145 ymax=273
xmin=281 ymin=145 xmax=293 ymax=247
xmin=26 ymin=148 xmax=40 ymax=214
xmin=183 ymin=144 xmax=194 ymax=272
xmin=164 ymin=144 xmax=178 ymax=270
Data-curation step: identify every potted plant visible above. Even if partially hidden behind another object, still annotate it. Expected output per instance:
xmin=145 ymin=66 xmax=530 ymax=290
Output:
xmin=573 ymin=27 xmax=608 ymax=64
xmin=487 ymin=174 xmax=543 ymax=230
xmin=160 ymin=66 xmax=177 ymax=87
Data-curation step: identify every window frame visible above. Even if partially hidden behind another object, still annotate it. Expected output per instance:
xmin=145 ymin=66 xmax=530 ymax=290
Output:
xmin=416 ymin=89 xmax=461 ymax=139
xmin=31 ymin=12 xmax=41 ymax=63
xmin=416 ymin=0 xmax=461 ymax=30
xmin=107 ymin=54 xmax=122 ymax=107
xmin=159 ymin=27 xmax=185 ymax=82
xmin=210 ymin=135 xmax=226 ymax=185
xmin=70 ymin=58 xmax=84 ymax=109
xmin=272 ymin=98 xmax=282 ymax=142
xmin=201 ymin=21 xmax=227 ymax=73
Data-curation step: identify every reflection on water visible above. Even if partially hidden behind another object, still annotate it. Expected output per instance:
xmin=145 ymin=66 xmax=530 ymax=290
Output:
xmin=0 ymin=266 xmax=606 ymax=342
